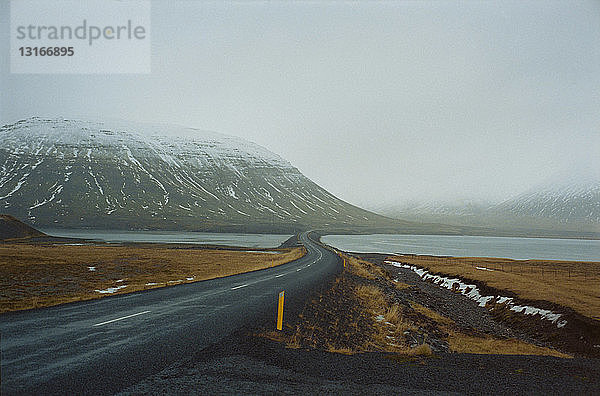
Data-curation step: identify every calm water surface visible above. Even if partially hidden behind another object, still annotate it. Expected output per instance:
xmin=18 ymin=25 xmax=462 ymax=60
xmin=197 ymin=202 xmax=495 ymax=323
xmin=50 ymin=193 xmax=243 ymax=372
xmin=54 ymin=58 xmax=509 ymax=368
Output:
xmin=322 ymin=234 xmax=600 ymax=262
xmin=41 ymin=229 xmax=292 ymax=249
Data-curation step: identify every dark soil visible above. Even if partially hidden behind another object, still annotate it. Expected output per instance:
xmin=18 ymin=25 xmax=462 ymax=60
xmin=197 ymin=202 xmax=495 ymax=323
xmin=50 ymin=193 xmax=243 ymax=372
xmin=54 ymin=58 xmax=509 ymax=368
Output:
xmin=120 ymin=330 xmax=600 ymax=395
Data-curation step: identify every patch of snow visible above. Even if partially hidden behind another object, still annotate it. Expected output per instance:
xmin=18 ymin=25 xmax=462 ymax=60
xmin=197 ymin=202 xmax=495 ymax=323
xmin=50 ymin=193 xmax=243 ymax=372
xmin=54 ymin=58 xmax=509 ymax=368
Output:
xmin=0 ymin=176 xmax=28 ymax=200
xmin=227 ymin=185 xmax=238 ymax=199
xmin=145 ymin=282 xmax=159 ymax=286
xmin=95 ymin=285 xmax=127 ymax=293
xmin=290 ymin=200 xmax=307 ymax=214
xmin=475 ymin=266 xmax=494 ymax=272
xmin=509 ymin=305 xmax=566 ymax=327
xmin=385 ymin=260 xmax=568 ymax=328
xmin=29 ymin=184 xmax=63 ymax=209
xmin=124 ymin=145 xmax=169 ymax=206
xmin=256 ymin=188 xmax=273 ymax=203
xmin=235 ymin=209 xmax=250 ymax=216
xmin=266 ymin=181 xmax=282 ymax=194
xmin=30 ymin=158 xmax=44 ymax=170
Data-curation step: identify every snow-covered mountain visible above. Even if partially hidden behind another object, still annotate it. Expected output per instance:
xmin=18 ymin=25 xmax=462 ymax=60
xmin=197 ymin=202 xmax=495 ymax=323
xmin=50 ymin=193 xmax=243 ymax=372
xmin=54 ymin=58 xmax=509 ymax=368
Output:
xmin=372 ymin=199 xmax=495 ymax=229
xmin=492 ymin=179 xmax=600 ymax=225
xmin=377 ymin=199 xmax=491 ymax=218
xmin=374 ymin=177 xmax=600 ymax=235
xmin=0 ymin=117 xmax=392 ymax=232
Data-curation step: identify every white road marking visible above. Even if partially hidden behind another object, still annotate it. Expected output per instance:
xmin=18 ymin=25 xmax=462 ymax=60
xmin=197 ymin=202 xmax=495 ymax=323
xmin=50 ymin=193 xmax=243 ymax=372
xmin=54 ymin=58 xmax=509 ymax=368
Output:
xmin=92 ymin=310 xmax=151 ymax=327
xmin=275 ymin=274 xmax=285 ymax=278
xmin=231 ymin=284 xmax=248 ymax=290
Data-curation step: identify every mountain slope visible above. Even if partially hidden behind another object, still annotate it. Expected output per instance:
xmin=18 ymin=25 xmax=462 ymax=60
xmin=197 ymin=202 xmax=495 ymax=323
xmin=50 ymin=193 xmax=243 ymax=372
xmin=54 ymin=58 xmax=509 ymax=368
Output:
xmin=374 ymin=178 xmax=600 ymax=237
xmin=0 ymin=117 xmax=424 ymax=233
xmin=492 ymin=180 xmax=600 ymax=226
xmin=0 ymin=214 xmax=45 ymax=240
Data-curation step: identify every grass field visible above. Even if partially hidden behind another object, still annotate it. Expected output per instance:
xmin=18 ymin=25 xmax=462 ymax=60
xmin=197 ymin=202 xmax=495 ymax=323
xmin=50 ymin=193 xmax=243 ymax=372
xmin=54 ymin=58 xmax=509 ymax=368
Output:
xmin=346 ymin=255 xmax=571 ymax=357
xmin=389 ymin=255 xmax=600 ymax=320
xmin=410 ymin=301 xmax=570 ymax=358
xmin=259 ymin=252 xmax=572 ymax=358
xmin=0 ymin=243 xmax=305 ymax=313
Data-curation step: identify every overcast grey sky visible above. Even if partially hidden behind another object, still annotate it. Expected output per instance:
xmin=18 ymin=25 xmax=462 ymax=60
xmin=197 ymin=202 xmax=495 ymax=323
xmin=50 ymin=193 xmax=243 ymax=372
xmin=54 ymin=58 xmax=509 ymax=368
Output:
xmin=1 ymin=1 xmax=599 ymax=208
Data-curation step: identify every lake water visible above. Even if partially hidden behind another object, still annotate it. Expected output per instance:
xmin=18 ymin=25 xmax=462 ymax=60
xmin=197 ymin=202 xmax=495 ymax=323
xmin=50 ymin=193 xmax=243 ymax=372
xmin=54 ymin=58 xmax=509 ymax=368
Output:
xmin=321 ymin=234 xmax=600 ymax=262
xmin=41 ymin=229 xmax=292 ymax=249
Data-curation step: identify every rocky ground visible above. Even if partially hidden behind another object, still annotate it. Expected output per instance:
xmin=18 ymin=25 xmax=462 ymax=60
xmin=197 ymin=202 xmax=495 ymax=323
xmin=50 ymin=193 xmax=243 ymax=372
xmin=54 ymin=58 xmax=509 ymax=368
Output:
xmin=119 ymin=330 xmax=600 ymax=395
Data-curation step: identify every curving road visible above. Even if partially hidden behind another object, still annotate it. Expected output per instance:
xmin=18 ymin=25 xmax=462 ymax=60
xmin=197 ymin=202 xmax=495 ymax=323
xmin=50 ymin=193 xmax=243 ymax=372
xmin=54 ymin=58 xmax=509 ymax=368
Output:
xmin=0 ymin=231 xmax=341 ymax=395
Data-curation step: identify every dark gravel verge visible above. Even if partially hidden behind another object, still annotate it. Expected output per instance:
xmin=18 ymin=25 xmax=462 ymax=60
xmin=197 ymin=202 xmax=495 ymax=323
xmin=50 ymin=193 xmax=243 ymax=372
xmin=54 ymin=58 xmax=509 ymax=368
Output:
xmin=120 ymin=330 xmax=600 ymax=395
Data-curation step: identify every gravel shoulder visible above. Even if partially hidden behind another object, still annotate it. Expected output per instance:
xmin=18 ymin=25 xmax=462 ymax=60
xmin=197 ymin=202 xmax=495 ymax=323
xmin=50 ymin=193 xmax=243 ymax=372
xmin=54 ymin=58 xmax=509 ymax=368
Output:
xmin=121 ymin=330 xmax=600 ymax=395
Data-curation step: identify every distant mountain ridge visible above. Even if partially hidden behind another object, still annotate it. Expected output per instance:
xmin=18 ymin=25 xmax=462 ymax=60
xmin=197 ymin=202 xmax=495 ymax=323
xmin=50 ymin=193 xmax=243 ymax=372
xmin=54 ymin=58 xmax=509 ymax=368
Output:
xmin=493 ymin=179 xmax=600 ymax=225
xmin=0 ymin=117 xmax=436 ymax=233
xmin=375 ymin=177 xmax=600 ymax=236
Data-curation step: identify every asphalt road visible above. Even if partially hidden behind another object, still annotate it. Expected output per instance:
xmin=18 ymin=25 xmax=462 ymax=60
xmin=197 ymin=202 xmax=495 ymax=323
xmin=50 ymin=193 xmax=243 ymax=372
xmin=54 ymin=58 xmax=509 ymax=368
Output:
xmin=0 ymin=231 xmax=341 ymax=395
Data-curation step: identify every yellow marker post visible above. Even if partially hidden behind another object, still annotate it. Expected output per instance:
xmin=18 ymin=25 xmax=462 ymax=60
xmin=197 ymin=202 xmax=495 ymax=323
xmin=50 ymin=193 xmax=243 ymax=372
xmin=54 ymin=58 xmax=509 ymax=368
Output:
xmin=276 ymin=291 xmax=285 ymax=330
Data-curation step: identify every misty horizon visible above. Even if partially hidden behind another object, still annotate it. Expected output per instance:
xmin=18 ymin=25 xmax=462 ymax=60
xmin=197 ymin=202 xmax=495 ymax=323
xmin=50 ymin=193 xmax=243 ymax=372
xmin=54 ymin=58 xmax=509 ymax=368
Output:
xmin=2 ymin=1 xmax=599 ymax=209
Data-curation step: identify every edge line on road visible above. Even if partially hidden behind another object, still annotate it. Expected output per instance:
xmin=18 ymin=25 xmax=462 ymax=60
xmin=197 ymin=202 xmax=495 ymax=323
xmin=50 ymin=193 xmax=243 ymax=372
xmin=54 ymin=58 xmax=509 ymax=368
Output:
xmin=92 ymin=310 xmax=151 ymax=327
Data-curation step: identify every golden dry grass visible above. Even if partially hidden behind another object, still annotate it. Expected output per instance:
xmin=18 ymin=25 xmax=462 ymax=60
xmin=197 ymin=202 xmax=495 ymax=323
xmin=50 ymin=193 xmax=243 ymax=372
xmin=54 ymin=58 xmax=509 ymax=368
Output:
xmin=0 ymin=243 xmax=305 ymax=313
xmin=384 ymin=304 xmax=412 ymax=336
xmin=348 ymin=257 xmax=578 ymax=358
xmin=384 ymin=304 xmax=402 ymax=323
xmin=389 ymin=255 xmax=600 ymax=319
xmin=447 ymin=330 xmax=571 ymax=358
xmin=346 ymin=256 xmax=386 ymax=280
xmin=393 ymin=280 xmax=412 ymax=290
xmin=347 ymin=257 xmax=376 ymax=279
xmin=410 ymin=301 xmax=455 ymax=326
xmin=354 ymin=284 xmax=417 ymax=353
xmin=259 ymin=251 xmax=576 ymax=359
xmin=355 ymin=284 xmax=387 ymax=311
xmin=408 ymin=300 xmax=569 ymax=358
xmin=406 ymin=343 xmax=433 ymax=356
xmin=326 ymin=346 xmax=354 ymax=355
